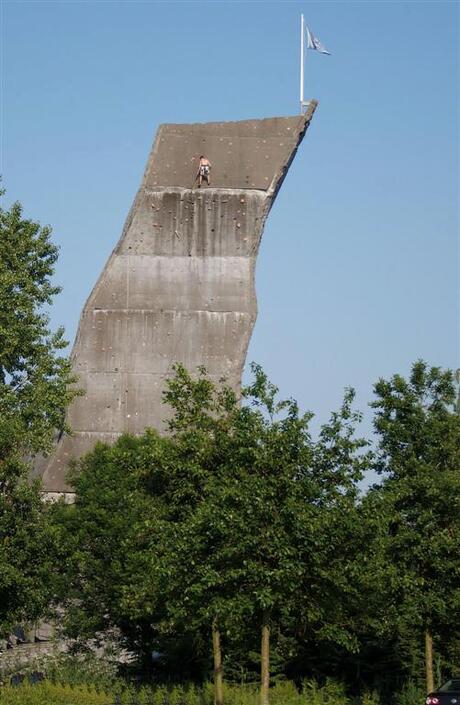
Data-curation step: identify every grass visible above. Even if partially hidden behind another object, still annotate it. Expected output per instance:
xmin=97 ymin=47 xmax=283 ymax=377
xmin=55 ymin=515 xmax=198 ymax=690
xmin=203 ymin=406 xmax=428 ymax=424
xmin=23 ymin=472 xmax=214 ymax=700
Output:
xmin=0 ymin=681 xmax=112 ymax=705
xmin=0 ymin=679 xmax=362 ymax=705
xmin=0 ymin=668 xmax=426 ymax=705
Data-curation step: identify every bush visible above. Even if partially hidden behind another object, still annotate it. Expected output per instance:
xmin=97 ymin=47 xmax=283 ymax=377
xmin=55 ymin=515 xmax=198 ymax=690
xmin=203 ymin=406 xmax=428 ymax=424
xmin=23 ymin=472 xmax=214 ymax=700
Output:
xmin=302 ymin=679 xmax=348 ymax=705
xmin=0 ymin=649 xmax=119 ymax=690
xmin=270 ymin=680 xmax=302 ymax=704
xmin=396 ymin=681 xmax=426 ymax=705
xmin=0 ymin=681 xmax=112 ymax=705
xmin=0 ymin=675 xmax=423 ymax=705
xmin=361 ymin=691 xmax=381 ymax=705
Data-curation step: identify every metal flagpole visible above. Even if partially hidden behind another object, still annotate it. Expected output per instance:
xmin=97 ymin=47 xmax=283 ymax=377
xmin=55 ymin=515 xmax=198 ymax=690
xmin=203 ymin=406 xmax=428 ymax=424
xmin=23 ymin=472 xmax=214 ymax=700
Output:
xmin=300 ymin=13 xmax=304 ymax=112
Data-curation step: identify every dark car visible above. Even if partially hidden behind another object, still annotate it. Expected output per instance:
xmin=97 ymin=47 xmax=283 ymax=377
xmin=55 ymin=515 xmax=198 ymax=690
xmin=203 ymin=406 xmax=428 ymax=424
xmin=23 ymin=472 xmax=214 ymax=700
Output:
xmin=426 ymin=679 xmax=460 ymax=705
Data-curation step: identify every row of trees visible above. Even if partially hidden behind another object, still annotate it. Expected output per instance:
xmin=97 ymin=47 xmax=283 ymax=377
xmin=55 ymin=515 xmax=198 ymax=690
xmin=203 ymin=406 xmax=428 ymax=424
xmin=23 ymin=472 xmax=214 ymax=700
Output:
xmin=1 ymin=194 xmax=459 ymax=703
xmin=53 ymin=362 xmax=459 ymax=701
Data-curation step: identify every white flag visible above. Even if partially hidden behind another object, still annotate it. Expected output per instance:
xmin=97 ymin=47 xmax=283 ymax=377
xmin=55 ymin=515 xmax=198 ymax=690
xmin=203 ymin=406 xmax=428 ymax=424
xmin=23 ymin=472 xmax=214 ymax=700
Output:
xmin=306 ymin=26 xmax=331 ymax=55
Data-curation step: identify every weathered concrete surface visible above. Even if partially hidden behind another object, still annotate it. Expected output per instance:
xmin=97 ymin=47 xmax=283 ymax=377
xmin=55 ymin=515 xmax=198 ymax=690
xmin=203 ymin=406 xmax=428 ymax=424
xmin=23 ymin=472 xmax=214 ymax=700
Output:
xmin=41 ymin=106 xmax=317 ymax=494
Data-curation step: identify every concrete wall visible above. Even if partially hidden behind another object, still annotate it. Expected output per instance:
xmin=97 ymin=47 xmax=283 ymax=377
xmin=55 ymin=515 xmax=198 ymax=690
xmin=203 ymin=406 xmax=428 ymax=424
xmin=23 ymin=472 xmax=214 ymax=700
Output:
xmin=41 ymin=106 xmax=317 ymax=494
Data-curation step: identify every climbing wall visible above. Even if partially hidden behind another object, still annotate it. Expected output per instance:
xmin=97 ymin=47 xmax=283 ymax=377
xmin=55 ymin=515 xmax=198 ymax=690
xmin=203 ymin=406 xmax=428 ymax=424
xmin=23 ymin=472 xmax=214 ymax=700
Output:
xmin=41 ymin=106 xmax=317 ymax=494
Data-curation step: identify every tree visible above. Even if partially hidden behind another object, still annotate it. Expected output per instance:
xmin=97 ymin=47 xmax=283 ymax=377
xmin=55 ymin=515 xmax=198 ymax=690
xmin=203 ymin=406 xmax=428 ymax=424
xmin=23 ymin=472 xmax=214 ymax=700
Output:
xmin=51 ymin=431 xmax=170 ymax=661
xmin=370 ymin=361 xmax=460 ymax=692
xmin=142 ymin=365 xmax=370 ymax=705
xmin=0 ymin=454 xmax=58 ymax=636
xmin=55 ymin=364 xmax=370 ymax=704
xmin=0 ymin=192 xmax=78 ymax=634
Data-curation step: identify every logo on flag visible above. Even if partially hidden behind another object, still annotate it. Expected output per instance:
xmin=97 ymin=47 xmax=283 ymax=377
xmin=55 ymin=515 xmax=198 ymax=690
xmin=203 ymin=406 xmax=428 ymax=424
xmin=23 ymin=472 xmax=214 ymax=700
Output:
xmin=306 ymin=26 xmax=331 ymax=55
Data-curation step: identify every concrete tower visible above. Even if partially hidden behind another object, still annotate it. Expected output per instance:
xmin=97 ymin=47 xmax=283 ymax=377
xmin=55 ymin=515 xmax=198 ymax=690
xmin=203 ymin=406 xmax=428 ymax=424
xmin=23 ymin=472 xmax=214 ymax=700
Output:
xmin=41 ymin=105 xmax=317 ymax=496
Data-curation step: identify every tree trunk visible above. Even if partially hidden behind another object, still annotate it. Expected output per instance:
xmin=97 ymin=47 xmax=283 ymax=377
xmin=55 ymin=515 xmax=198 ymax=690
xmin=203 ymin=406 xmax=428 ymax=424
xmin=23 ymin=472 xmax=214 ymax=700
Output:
xmin=212 ymin=618 xmax=224 ymax=705
xmin=260 ymin=615 xmax=270 ymax=705
xmin=425 ymin=629 xmax=434 ymax=693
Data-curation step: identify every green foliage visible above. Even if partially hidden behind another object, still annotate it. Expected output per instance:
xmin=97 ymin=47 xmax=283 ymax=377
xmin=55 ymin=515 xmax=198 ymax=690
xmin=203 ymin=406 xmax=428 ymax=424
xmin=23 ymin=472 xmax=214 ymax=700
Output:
xmin=0 ymin=191 xmax=79 ymax=636
xmin=302 ymin=679 xmax=348 ymax=705
xmin=43 ymin=651 xmax=118 ymax=689
xmin=369 ymin=361 xmax=460 ymax=680
xmin=54 ymin=363 xmax=371 ymax=688
xmin=395 ymin=680 xmax=426 ymax=705
xmin=360 ymin=691 xmax=381 ymax=705
xmin=0 ymin=678 xmax=346 ymax=705
xmin=0 ymin=681 xmax=111 ymax=705
xmin=0 ymin=675 xmax=441 ymax=705
xmin=0 ymin=192 xmax=78 ymax=456
xmin=51 ymin=431 xmax=170 ymax=658
xmin=154 ymin=363 xmax=371 ymax=676
xmin=49 ymin=360 xmax=458 ymax=694
xmin=0 ymin=460 xmax=56 ymax=634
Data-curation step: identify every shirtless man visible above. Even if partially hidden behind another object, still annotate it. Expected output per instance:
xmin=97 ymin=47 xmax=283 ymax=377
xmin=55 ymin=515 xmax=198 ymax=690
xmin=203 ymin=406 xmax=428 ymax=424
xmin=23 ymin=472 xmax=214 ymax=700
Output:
xmin=197 ymin=155 xmax=211 ymax=188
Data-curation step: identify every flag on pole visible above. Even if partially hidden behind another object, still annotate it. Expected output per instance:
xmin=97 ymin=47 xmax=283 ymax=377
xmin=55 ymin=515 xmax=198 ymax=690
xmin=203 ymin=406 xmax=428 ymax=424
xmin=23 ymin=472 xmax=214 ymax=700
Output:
xmin=306 ymin=25 xmax=331 ymax=55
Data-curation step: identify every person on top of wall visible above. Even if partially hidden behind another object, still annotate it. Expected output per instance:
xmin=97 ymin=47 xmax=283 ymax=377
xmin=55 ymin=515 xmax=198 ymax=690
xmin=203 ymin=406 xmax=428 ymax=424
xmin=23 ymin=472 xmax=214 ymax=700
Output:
xmin=196 ymin=156 xmax=211 ymax=188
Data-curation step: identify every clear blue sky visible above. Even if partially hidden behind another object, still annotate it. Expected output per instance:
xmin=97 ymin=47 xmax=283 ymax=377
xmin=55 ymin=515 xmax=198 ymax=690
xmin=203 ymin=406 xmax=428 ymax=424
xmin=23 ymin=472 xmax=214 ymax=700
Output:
xmin=2 ymin=0 xmax=459 ymax=445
